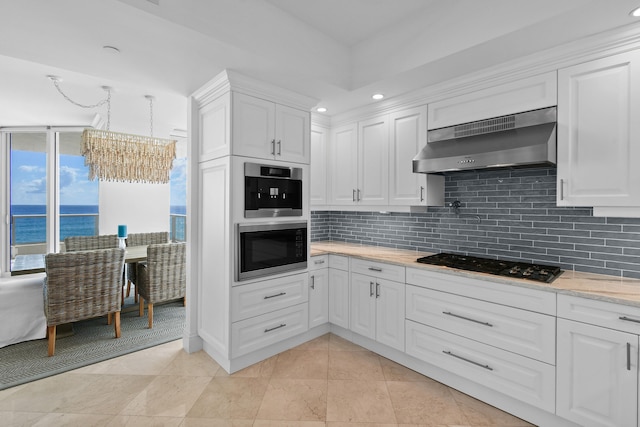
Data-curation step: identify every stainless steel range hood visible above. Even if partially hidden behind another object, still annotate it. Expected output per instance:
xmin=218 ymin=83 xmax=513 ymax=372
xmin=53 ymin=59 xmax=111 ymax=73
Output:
xmin=413 ymin=107 xmax=557 ymax=173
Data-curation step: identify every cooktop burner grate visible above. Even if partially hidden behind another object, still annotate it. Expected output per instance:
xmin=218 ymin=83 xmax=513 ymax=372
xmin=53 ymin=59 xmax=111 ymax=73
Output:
xmin=416 ymin=253 xmax=562 ymax=283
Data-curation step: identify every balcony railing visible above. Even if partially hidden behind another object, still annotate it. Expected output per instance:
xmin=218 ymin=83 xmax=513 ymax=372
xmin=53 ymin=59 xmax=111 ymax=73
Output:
xmin=10 ymin=212 xmax=186 ymax=248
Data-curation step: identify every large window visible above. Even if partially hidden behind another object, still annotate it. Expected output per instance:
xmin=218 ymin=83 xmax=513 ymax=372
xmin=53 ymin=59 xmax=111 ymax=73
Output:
xmin=170 ymin=156 xmax=186 ymax=242
xmin=4 ymin=129 xmax=98 ymax=275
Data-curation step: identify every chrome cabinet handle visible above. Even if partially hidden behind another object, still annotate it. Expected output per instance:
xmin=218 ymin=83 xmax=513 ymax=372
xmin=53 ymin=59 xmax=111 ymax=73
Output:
xmin=443 ymin=350 xmax=493 ymax=371
xmin=369 ymin=281 xmax=374 ymax=297
xmin=420 ymin=186 xmax=425 ymax=202
xmin=314 ymin=259 xmax=325 ymax=265
xmin=264 ymin=323 xmax=286 ymax=333
xmin=277 ymin=140 xmax=281 ymax=155
xmin=357 ymin=189 xmax=361 ymax=201
xmin=375 ymin=282 xmax=380 ymax=298
xmin=310 ymin=275 xmax=315 ymax=290
xmin=443 ymin=311 xmax=493 ymax=327
xmin=628 ymin=342 xmax=632 ymax=371
xmin=271 ymin=139 xmax=276 ymax=155
xmin=264 ymin=292 xmax=286 ymax=299
xmin=619 ymin=316 xmax=640 ymax=324
xmin=368 ymin=267 xmax=382 ymax=272
xmin=352 ymin=189 xmax=356 ymax=202
xmin=560 ymin=178 xmax=564 ymax=200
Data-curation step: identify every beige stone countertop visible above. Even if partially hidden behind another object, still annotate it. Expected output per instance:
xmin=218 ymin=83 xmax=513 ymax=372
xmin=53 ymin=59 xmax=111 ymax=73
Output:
xmin=310 ymin=241 xmax=640 ymax=308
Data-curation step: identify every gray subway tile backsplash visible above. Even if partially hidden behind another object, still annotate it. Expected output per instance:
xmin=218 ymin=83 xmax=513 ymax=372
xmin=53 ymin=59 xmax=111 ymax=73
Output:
xmin=310 ymin=167 xmax=640 ymax=279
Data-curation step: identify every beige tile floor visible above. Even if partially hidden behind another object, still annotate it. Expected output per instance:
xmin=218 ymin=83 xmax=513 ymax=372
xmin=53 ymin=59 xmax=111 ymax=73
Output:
xmin=0 ymin=333 xmax=535 ymax=427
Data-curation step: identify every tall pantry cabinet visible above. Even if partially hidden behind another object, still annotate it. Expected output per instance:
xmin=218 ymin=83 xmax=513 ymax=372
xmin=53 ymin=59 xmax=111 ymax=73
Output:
xmin=187 ymin=70 xmax=317 ymax=373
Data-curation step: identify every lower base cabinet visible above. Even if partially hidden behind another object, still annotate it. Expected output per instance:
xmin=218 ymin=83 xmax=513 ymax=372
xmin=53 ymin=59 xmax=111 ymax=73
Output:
xmin=556 ymin=318 xmax=639 ymax=427
xmin=328 ymin=256 xmax=350 ymax=329
xmin=309 ymin=261 xmax=329 ymax=328
xmin=406 ymin=319 xmax=556 ymax=412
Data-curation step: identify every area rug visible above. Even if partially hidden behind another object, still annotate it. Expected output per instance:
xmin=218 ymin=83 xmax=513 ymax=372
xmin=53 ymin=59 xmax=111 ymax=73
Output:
xmin=0 ymin=300 xmax=185 ymax=390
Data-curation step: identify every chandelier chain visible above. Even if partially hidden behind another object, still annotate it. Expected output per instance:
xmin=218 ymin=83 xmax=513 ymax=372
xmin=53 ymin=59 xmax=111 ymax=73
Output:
xmin=149 ymin=96 xmax=154 ymax=137
xmin=52 ymin=79 xmax=109 ymax=109
xmin=52 ymin=78 xmax=111 ymax=130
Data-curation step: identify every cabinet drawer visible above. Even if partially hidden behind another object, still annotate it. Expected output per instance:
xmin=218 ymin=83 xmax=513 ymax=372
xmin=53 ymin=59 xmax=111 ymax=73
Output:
xmin=406 ymin=320 xmax=555 ymax=413
xmin=231 ymin=303 xmax=309 ymax=357
xmin=406 ymin=267 xmax=556 ymax=315
xmin=329 ymin=254 xmax=349 ymax=271
xmin=406 ymin=285 xmax=555 ymax=364
xmin=231 ymin=273 xmax=308 ymax=322
xmin=558 ymin=294 xmax=640 ymax=334
xmin=351 ymin=258 xmax=405 ymax=283
xmin=309 ymin=255 xmax=328 ymax=270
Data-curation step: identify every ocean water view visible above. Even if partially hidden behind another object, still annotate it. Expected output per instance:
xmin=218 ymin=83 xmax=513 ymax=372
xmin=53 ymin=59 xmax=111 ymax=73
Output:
xmin=10 ymin=205 xmax=186 ymax=244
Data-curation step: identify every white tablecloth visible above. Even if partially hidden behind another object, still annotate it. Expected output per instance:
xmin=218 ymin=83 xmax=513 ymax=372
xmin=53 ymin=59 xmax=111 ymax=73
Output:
xmin=0 ymin=273 xmax=46 ymax=348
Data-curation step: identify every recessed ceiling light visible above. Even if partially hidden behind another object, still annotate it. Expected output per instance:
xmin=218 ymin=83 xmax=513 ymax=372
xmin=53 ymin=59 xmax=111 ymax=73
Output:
xmin=103 ymin=45 xmax=120 ymax=54
xmin=630 ymin=6 xmax=640 ymax=16
xmin=316 ymin=107 xmax=327 ymax=113
xmin=372 ymin=93 xmax=384 ymax=100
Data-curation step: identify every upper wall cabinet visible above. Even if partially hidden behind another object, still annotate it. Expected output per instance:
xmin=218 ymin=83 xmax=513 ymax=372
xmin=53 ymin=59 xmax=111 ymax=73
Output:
xmin=310 ymin=124 xmax=328 ymax=205
xmin=232 ymin=92 xmax=310 ymax=164
xmin=329 ymin=115 xmax=389 ymax=206
xmin=557 ymin=50 xmax=640 ymax=212
xmin=428 ymin=71 xmax=557 ymax=130
xmin=389 ymin=106 xmax=444 ymax=206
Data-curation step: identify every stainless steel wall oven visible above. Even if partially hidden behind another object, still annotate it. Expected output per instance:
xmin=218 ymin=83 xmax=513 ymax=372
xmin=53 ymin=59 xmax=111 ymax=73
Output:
xmin=236 ymin=221 xmax=307 ymax=281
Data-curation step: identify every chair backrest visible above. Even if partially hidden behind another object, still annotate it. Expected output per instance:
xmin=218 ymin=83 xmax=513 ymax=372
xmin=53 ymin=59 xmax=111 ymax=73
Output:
xmin=64 ymin=234 xmax=119 ymax=252
xmin=127 ymin=232 xmax=169 ymax=247
xmin=144 ymin=242 xmax=186 ymax=300
xmin=44 ymin=248 xmax=125 ymax=326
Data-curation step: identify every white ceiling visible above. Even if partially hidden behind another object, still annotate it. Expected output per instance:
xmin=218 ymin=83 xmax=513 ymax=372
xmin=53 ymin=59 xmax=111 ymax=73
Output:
xmin=1 ymin=0 xmax=640 ymax=137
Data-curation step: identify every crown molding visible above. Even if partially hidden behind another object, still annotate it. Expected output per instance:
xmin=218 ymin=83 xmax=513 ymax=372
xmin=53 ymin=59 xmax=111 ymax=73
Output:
xmin=330 ymin=23 xmax=640 ymax=127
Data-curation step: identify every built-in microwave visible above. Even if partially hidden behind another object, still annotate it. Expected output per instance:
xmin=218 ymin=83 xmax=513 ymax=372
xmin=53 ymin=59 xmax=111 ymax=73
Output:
xmin=244 ymin=162 xmax=302 ymax=218
xmin=236 ymin=221 xmax=307 ymax=281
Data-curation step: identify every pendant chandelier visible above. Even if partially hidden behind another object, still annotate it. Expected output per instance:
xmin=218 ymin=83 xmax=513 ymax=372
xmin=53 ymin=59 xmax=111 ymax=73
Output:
xmin=50 ymin=76 xmax=176 ymax=184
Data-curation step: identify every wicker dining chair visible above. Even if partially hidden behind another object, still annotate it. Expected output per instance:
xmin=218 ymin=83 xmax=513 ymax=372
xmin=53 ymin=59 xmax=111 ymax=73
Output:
xmin=137 ymin=242 xmax=186 ymax=328
xmin=43 ymin=248 xmax=125 ymax=356
xmin=125 ymin=232 xmax=170 ymax=302
xmin=64 ymin=234 xmax=119 ymax=252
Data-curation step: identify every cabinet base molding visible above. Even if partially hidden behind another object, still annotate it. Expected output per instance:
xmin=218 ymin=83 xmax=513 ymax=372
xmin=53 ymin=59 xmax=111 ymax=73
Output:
xmin=329 ymin=324 xmax=581 ymax=427
xmin=203 ymin=323 xmax=330 ymax=374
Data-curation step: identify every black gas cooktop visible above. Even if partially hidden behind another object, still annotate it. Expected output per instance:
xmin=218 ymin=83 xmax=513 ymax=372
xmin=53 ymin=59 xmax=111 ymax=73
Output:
xmin=416 ymin=253 xmax=562 ymax=283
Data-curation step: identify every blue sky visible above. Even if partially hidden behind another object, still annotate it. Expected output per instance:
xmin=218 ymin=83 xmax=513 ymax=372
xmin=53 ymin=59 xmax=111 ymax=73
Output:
xmin=11 ymin=150 xmax=186 ymax=206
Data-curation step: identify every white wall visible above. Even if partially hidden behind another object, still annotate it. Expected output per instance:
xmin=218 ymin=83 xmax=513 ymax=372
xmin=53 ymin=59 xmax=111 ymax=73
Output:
xmin=99 ymin=181 xmax=170 ymax=236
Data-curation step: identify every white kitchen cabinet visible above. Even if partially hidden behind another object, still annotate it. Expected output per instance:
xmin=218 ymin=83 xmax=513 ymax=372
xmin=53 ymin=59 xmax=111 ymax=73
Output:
xmin=232 ymin=92 xmax=310 ymax=163
xmin=329 ymin=123 xmax=358 ymax=204
xmin=358 ymin=115 xmax=389 ymax=205
xmin=556 ymin=319 xmax=638 ymax=427
xmin=328 ymin=255 xmax=350 ymax=329
xmin=329 ymin=115 xmax=389 ymax=205
xmin=350 ymin=270 xmax=405 ymax=352
xmin=557 ymin=50 xmax=640 ymax=210
xmin=310 ymin=124 xmax=328 ymax=205
xmin=556 ymin=294 xmax=640 ymax=427
xmin=428 ymin=71 xmax=557 ymax=130
xmin=388 ymin=106 xmax=444 ymax=206
xmin=309 ymin=255 xmax=329 ymax=329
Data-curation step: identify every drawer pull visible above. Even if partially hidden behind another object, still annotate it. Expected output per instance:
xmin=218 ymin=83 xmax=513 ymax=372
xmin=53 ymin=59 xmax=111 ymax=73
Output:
xmin=368 ymin=267 xmax=383 ymax=272
xmin=619 ymin=316 xmax=640 ymax=324
xmin=314 ymin=260 xmax=326 ymax=265
xmin=628 ymin=342 xmax=632 ymax=371
xmin=443 ymin=311 xmax=493 ymax=327
xmin=264 ymin=323 xmax=286 ymax=333
xmin=264 ymin=292 xmax=286 ymax=300
xmin=443 ymin=350 xmax=493 ymax=371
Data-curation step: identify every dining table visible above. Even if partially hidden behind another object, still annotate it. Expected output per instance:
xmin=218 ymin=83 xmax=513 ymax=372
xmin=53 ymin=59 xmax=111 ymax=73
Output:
xmin=10 ymin=245 xmax=148 ymax=275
